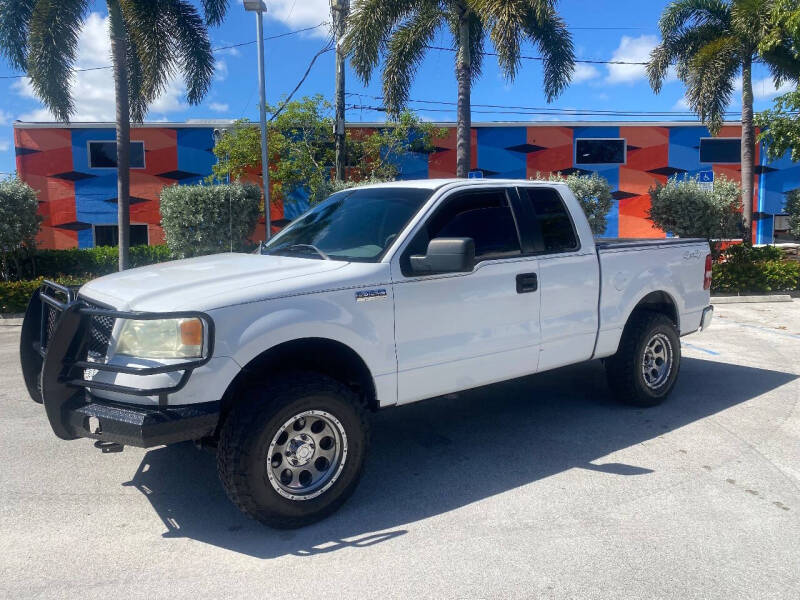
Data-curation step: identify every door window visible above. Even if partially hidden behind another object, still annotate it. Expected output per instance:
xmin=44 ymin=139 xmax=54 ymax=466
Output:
xmin=403 ymin=189 xmax=521 ymax=274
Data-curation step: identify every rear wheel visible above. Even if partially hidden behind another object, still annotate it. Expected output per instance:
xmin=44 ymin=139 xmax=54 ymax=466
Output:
xmin=217 ymin=372 xmax=369 ymax=528
xmin=605 ymin=311 xmax=680 ymax=407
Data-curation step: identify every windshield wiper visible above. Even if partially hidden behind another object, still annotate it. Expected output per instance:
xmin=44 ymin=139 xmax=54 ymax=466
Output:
xmin=273 ymin=244 xmax=330 ymax=260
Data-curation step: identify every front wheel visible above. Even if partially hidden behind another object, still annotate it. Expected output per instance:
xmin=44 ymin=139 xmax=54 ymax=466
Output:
xmin=605 ymin=311 xmax=681 ymax=407
xmin=217 ymin=372 xmax=369 ymax=528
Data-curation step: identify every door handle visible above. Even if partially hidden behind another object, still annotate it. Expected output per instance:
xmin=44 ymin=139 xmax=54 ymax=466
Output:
xmin=516 ymin=272 xmax=538 ymax=293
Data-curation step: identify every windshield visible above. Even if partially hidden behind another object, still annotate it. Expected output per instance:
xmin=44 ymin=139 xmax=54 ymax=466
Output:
xmin=260 ymin=187 xmax=433 ymax=262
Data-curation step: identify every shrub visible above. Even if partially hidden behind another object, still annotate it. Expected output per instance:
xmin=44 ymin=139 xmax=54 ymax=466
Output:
xmin=785 ymin=189 xmax=800 ymax=239
xmin=160 ymin=183 xmax=261 ymax=258
xmin=711 ymin=244 xmax=800 ymax=293
xmin=537 ymin=172 xmax=613 ymax=235
xmin=8 ymin=245 xmax=172 ymax=281
xmin=0 ymin=175 xmax=42 ymax=281
xmin=0 ymin=277 xmax=87 ymax=314
xmin=648 ymin=175 xmax=742 ymax=255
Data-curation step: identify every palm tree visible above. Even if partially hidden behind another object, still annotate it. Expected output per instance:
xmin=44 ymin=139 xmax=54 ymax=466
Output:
xmin=647 ymin=0 xmax=800 ymax=243
xmin=343 ymin=0 xmax=575 ymax=178
xmin=0 ymin=0 xmax=229 ymax=269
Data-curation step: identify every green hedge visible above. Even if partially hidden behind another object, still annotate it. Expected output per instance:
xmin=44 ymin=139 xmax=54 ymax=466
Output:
xmin=0 ymin=277 xmax=88 ymax=314
xmin=712 ymin=245 xmax=800 ymax=293
xmin=8 ymin=245 xmax=172 ymax=281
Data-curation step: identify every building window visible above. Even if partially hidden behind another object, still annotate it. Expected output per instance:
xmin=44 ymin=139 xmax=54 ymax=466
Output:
xmin=575 ymin=138 xmax=626 ymax=165
xmin=699 ymin=138 xmax=741 ymax=163
xmin=94 ymin=224 xmax=149 ymax=247
xmin=88 ymin=141 xmax=145 ymax=169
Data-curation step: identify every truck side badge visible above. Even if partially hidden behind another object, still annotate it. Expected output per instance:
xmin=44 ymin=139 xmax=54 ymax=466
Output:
xmin=355 ymin=289 xmax=387 ymax=302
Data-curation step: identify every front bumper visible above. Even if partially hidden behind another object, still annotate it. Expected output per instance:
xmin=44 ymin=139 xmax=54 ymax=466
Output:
xmin=19 ymin=281 xmax=220 ymax=447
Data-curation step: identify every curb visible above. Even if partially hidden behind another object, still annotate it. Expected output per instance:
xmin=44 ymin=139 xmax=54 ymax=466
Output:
xmin=711 ymin=295 xmax=793 ymax=304
xmin=0 ymin=313 xmax=24 ymax=327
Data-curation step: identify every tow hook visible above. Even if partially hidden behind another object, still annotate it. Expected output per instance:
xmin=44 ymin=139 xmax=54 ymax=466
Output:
xmin=94 ymin=440 xmax=124 ymax=453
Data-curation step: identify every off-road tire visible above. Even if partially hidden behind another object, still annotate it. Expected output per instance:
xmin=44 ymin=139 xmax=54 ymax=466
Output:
xmin=217 ymin=372 xmax=369 ymax=528
xmin=605 ymin=311 xmax=681 ymax=407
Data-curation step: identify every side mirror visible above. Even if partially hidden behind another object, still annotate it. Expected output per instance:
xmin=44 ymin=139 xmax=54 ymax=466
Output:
xmin=409 ymin=237 xmax=475 ymax=274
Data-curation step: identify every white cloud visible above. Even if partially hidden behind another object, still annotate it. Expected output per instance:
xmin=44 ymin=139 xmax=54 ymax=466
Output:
xmin=214 ymin=60 xmax=228 ymax=82
xmin=673 ymin=96 xmax=690 ymax=110
xmin=265 ymin=0 xmax=332 ymax=37
xmin=0 ymin=140 xmax=9 ymax=152
xmin=605 ymin=35 xmax=657 ymax=84
xmin=733 ymin=75 xmax=794 ymax=100
xmin=209 ymin=102 xmax=229 ymax=113
xmin=0 ymin=109 xmax=9 ymax=126
xmin=14 ymin=12 xmax=186 ymax=122
xmin=572 ymin=63 xmax=600 ymax=84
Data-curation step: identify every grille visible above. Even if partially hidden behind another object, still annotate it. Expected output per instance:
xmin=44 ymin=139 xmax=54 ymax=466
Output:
xmin=41 ymin=301 xmax=60 ymax=352
xmin=82 ymin=300 xmax=117 ymax=358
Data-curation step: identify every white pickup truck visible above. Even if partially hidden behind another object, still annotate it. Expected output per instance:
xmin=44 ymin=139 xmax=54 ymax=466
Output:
xmin=20 ymin=179 xmax=713 ymax=528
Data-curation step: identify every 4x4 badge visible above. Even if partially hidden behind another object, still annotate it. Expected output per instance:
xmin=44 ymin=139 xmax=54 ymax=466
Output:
xmin=355 ymin=289 xmax=387 ymax=302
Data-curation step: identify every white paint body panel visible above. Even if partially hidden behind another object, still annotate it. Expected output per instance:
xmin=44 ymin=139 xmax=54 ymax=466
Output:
xmin=79 ymin=179 xmax=711 ymax=408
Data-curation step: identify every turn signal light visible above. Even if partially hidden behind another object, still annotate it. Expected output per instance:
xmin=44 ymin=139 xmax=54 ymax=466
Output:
xmin=180 ymin=318 xmax=204 ymax=347
xmin=703 ymin=254 xmax=712 ymax=290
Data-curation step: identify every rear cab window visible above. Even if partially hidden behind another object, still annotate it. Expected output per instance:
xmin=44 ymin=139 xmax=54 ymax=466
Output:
xmin=520 ymin=187 xmax=580 ymax=254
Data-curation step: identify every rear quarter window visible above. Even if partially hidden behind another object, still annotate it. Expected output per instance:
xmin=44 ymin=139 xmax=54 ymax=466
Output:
xmin=523 ymin=187 xmax=579 ymax=253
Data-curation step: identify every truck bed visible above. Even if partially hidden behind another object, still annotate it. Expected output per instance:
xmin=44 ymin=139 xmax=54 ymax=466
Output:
xmin=596 ymin=238 xmax=707 ymax=251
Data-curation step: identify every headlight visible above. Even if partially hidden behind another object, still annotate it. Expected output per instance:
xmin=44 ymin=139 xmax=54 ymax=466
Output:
xmin=115 ymin=317 xmax=205 ymax=359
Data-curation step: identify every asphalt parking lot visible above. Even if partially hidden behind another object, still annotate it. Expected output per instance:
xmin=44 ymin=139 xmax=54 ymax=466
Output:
xmin=1 ymin=301 xmax=799 ymax=600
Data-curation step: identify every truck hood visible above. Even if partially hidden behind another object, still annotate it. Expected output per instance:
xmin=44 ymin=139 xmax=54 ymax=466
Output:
xmin=79 ymin=253 xmax=349 ymax=312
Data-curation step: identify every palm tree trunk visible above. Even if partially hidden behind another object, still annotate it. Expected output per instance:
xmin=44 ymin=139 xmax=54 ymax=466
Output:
xmin=109 ymin=1 xmax=131 ymax=270
xmin=455 ymin=7 xmax=471 ymax=178
xmin=740 ymin=56 xmax=755 ymax=245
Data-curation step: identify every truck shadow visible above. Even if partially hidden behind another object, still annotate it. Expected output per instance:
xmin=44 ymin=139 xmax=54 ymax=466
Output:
xmin=123 ymin=357 xmax=797 ymax=559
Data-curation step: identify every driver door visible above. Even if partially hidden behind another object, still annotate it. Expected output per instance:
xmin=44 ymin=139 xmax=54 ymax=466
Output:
xmin=391 ymin=187 xmax=541 ymax=405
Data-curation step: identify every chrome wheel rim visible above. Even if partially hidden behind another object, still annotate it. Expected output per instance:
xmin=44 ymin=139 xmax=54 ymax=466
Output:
xmin=266 ymin=410 xmax=348 ymax=501
xmin=641 ymin=333 xmax=673 ymax=389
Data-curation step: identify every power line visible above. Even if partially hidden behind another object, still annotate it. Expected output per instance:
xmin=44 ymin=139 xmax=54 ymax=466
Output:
xmin=344 ymin=93 xmax=757 ymax=117
xmin=268 ymin=39 xmax=335 ymax=121
xmin=0 ymin=22 xmax=329 ymax=80
xmin=423 ymin=44 xmax=650 ymax=66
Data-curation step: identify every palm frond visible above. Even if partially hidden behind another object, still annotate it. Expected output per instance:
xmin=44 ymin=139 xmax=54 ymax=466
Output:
xmin=383 ymin=4 xmax=444 ymax=113
xmin=122 ymin=0 xmax=177 ymax=113
xmin=0 ymin=0 xmax=36 ymax=70
xmin=658 ymin=0 xmax=731 ymax=37
xmin=685 ymin=35 xmax=740 ymax=133
xmin=761 ymin=41 xmax=800 ymax=82
xmin=523 ymin=4 xmax=574 ymax=101
xmin=162 ymin=0 xmax=215 ymax=105
xmin=27 ymin=0 xmax=89 ymax=121
xmin=472 ymin=0 xmax=529 ymax=81
xmin=467 ymin=11 xmax=485 ymax=84
xmin=648 ymin=21 xmax=728 ymax=91
xmin=200 ymin=0 xmax=229 ymax=26
xmin=126 ymin=32 xmax=148 ymax=122
xmin=343 ymin=0 xmax=421 ymax=85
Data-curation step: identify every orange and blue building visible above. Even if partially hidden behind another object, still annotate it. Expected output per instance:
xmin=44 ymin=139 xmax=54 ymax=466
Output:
xmin=13 ymin=120 xmax=800 ymax=248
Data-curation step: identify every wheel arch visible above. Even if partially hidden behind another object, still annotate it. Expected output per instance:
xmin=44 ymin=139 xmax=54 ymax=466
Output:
xmin=628 ymin=290 xmax=680 ymax=330
xmin=218 ymin=337 xmax=378 ymax=433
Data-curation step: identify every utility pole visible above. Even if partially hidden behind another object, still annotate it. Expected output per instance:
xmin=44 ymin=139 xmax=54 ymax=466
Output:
xmin=243 ymin=0 xmax=271 ymax=240
xmin=331 ymin=0 xmax=349 ymax=182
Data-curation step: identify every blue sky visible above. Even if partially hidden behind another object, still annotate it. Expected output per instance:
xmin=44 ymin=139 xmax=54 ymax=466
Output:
xmin=0 ymin=0 xmax=793 ymax=177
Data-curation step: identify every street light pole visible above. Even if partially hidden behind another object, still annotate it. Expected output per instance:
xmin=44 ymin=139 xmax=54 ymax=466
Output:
xmin=244 ymin=0 xmax=271 ymax=240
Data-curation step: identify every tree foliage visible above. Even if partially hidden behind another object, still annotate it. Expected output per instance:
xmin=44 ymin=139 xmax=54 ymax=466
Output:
xmin=0 ymin=174 xmax=41 ymax=281
xmin=210 ymin=95 xmax=445 ymax=205
xmin=785 ymin=189 xmax=800 ymax=238
xmin=755 ymin=89 xmax=800 ymax=161
xmin=159 ymin=183 xmax=261 ymax=258
xmin=647 ymin=175 xmax=743 ymax=253
xmin=538 ymin=171 xmax=614 ymax=235
xmin=343 ymin=0 xmax=574 ymax=176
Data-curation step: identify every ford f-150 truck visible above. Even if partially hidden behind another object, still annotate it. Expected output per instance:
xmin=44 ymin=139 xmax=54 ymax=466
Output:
xmin=20 ymin=179 xmax=714 ymax=528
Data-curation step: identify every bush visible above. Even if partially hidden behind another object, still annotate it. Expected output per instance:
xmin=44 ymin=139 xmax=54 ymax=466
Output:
xmin=785 ymin=189 xmax=800 ymax=239
xmin=0 ymin=174 xmax=42 ymax=281
xmin=7 ymin=245 xmax=172 ymax=281
xmin=711 ymin=244 xmax=800 ymax=293
xmin=160 ymin=183 xmax=261 ymax=257
xmin=537 ymin=172 xmax=613 ymax=235
xmin=648 ymin=175 xmax=743 ymax=254
xmin=0 ymin=277 xmax=87 ymax=314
